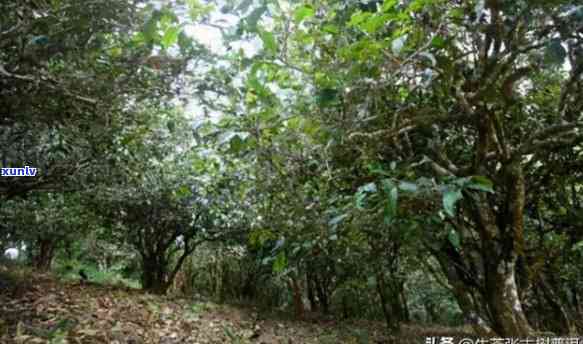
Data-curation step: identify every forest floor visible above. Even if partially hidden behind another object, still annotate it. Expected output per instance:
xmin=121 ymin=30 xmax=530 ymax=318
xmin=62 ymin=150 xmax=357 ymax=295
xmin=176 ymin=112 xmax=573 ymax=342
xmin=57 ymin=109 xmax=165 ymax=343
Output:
xmin=0 ymin=266 xmax=475 ymax=344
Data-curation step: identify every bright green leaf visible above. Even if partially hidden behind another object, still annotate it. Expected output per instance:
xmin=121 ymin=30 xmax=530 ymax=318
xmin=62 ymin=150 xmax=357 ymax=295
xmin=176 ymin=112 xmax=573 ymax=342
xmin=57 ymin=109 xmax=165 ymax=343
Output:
xmin=294 ymin=5 xmax=315 ymax=24
xmin=323 ymin=24 xmax=339 ymax=34
xmin=161 ymin=26 xmax=181 ymax=49
xmin=467 ymin=175 xmax=494 ymax=193
xmin=349 ymin=11 xmax=369 ymax=27
xmin=443 ymin=188 xmax=463 ymax=217
xmin=273 ymin=251 xmax=287 ymax=273
xmin=431 ymin=35 xmax=446 ymax=49
xmin=382 ymin=0 xmax=398 ymax=12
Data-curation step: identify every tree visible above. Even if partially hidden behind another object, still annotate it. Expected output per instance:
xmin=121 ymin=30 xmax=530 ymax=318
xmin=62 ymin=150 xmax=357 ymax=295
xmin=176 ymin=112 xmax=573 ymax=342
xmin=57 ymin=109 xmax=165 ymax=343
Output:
xmin=207 ymin=0 xmax=583 ymax=336
xmin=0 ymin=0 xmax=195 ymax=199
xmin=0 ymin=192 xmax=94 ymax=271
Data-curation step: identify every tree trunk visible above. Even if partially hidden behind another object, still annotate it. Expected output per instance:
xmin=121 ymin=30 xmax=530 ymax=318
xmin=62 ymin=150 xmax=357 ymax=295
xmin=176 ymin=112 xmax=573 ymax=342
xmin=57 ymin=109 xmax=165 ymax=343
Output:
xmin=141 ymin=256 xmax=168 ymax=294
xmin=482 ymin=163 xmax=534 ymax=337
xmin=287 ymin=276 xmax=304 ymax=320
xmin=433 ymin=243 xmax=496 ymax=337
xmin=241 ymin=272 xmax=256 ymax=300
xmin=376 ymin=271 xmax=397 ymax=330
xmin=314 ymin=274 xmax=329 ymax=314
xmin=388 ymin=279 xmax=408 ymax=324
xmin=485 ymin=258 xmax=534 ymax=337
xmin=342 ymin=293 xmax=350 ymax=319
xmin=536 ymin=273 xmax=575 ymax=334
xmin=446 ymin=162 xmax=535 ymax=337
xmin=306 ymin=270 xmax=318 ymax=312
xmin=424 ymin=300 xmax=439 ymax=323
xmin=400 ymin=287 xmax=410 ymax=322
xmin=572 ymin=285 xmax=582 ymax=320
xmin=34 ymin=239 xmax=55 ymax=271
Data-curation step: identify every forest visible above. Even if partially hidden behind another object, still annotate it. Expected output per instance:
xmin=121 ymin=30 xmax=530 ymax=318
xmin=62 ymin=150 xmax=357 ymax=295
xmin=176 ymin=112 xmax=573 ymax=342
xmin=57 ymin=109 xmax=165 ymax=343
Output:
xmin=1 ymin=0 xmax=583 ymax=343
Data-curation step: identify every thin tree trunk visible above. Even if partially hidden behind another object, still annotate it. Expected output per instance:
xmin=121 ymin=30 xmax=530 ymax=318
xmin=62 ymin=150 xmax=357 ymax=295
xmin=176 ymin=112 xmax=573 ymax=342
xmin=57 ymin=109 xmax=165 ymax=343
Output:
xmin=400 ymin=287 xmax=410 ymax=322
xmin=537 ymin=273 xmax=575 ymax=334
xmin=376 ymin=271 xmax=397 ymax=331
xmin=287 ymin=276 xmax=304 ymax=320
xmin=35 ymin=239 xmax=55 ymax=271
xmin=306 ymin=270 xmax=318 ymax=312
xmin=315 ymin=274 xmax=329 ymax=314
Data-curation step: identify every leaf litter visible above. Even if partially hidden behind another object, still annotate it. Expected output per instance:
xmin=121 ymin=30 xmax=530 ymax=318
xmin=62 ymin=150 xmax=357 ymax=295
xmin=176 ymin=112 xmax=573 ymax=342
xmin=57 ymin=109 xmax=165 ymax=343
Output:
xmin=0 ymin=269 xmax=473 ymax=343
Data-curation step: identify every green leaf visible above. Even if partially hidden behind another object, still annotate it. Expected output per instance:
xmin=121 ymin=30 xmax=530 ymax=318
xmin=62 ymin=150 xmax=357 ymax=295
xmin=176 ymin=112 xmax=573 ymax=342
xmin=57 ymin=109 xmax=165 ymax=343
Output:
xmin=391 ymin=35 xmax=407 ymax=54
xmin=360 ymin=182 xmax=377 ymax=193
xmin=443 ymin=188 xmax=463 ymax=217
xmin=316 ymin=88 xmax=339 ymax=107
xmin=398 ymin=181 xmax=418 ymax=193
xmin=382 ymin=0 xmax=398 ymax=12
xmin=187 ymin=0 xmax=214 ymax=20
xmin=178 ymin=31 xmax=193 ymax=52
xmin=236 ymin=0 xmax=253 ymax=13
xmin=408 ymin=0 xmax=428 ymax=12
xmin=447 ymin=228 xmax=461 ymax=251
xmin=355 ymin=182 xmax=377 ymax=209
xmin=467 ymin=175 xmax=494 ymax=193
xmin=30 ymin=35 xmax=49 ymax=46
xmin=431 ymin=35 xmax=446 ymax=49
xmin=166 ymin=120 xmax=176 ymax=132
xmin=329 ymin=214 xmax=348 ymax=226
xmin=349 ymin=11 xmax=369 ymax=27
xmin=294 ymin=5 xmax=315 ymax=24
xmin=227 ymin=135 xmax=246 ymax=154
xmin=259 ymin=30 xmax=278 ymax=54
xmin=143 ymin=12 xmax=160 ymax=42
xmin=356 ymin=192 xmax=367 ymax=209
xmin=323 ymin=24 xmax=339 ymax=34
xmin=382 ymin=179 xmax=398 ymax=223
xmin=361 ymin=14 xmax=389 ymax=34
xmin=108 ymin=47 xmax=122 ymax=58
xmin=450 ymin=8 xmax=464 ymax=20
xmin=572 ymin=241 xmax=583 ymax=251
xmin=273 ymin=251 xmax=287 ymax=273
xmin=161 ymin=26 xmax=181 ymax=49
xmin=545 ymin=38 xmax=567 ymax=65
xmin=246 ymin=5 xmax=267 ymax=32
xmin=175 ymin=185 xmax=192 ymax=198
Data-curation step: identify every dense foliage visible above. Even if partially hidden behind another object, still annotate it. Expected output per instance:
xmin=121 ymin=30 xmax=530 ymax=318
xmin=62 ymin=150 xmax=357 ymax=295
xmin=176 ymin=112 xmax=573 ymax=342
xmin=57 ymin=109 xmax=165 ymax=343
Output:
xmin=2 ymin=0 xmax=583 ymax=339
